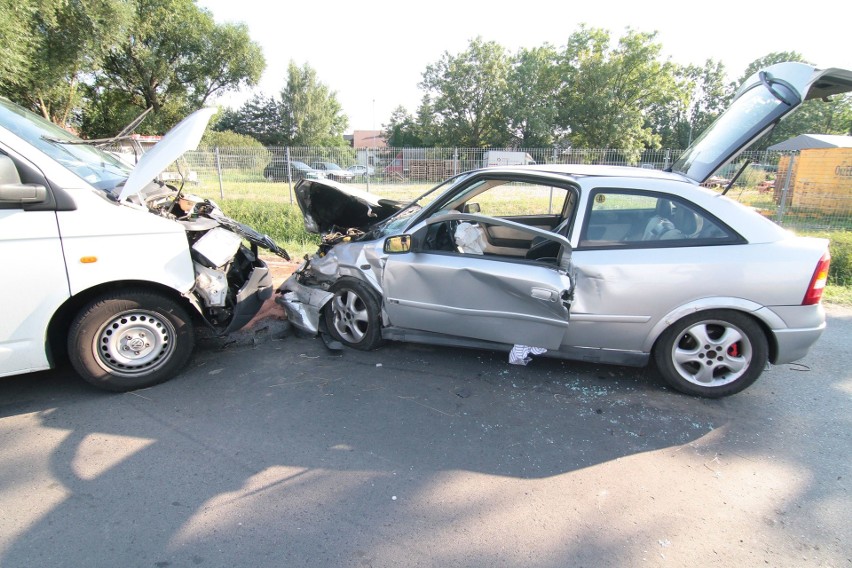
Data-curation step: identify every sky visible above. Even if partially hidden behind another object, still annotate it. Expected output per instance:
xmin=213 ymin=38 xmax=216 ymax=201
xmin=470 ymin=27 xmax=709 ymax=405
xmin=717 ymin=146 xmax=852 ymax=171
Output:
xmin=196 ymin=0 xmax=851 ymax=134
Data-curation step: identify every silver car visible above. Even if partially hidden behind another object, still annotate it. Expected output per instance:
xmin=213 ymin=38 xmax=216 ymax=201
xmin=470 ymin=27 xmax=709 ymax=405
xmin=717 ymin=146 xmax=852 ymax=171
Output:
xmin=278 ymin=62 xmax=852 ymax=398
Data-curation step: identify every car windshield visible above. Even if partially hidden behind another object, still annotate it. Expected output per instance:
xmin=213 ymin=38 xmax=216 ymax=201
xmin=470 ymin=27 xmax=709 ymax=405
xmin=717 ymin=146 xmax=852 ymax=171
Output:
xmin=0 ymin=98 xmax=131 ymax=191
xmin=372 ymin=173 xmax=472 ymax=237
xmin=324 ymin=163 xmax=343 ymax=170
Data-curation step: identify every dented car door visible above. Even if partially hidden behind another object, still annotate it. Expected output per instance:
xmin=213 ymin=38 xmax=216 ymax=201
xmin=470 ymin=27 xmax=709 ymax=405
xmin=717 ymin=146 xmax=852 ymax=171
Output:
xmin=382 ymin=214 xmax=574 ymax=350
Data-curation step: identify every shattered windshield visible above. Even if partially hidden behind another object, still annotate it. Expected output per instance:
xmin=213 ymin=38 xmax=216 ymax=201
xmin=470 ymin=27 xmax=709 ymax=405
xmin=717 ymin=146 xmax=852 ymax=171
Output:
xmin=0 ymin=98 xmax=130 ymax=191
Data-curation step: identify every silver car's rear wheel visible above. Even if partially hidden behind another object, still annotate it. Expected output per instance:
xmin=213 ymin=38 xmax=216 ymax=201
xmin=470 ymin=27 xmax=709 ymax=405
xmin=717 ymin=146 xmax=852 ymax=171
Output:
xmin=323 ymin=279 xmax=383 ymax=350
xmin=654 ymin=310 xmax=768 ymax=398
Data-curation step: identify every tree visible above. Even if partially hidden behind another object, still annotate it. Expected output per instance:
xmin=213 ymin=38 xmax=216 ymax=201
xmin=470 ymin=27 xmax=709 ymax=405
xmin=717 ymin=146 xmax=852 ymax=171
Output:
xmin=419 ymin=37 xmax=511 ymax=147
xmin=648 ymin=59 xmax=731 ymax=148
xmin=214 ymin=95 xmax=284 ymax=146
xmin=279 ymin=61 xmax=349 ymax=147
xmin=82 ymin=0 xmax=264 ymax=137
xmin=504 ymin=45 xmax=564 ymax=148
xmin=0 ymin=0 xmax=131 ymax=127
xmin=556 ymin=26 xmax=680 ymax=157
xmin=382 ymin=106 xmax=424 ymax=147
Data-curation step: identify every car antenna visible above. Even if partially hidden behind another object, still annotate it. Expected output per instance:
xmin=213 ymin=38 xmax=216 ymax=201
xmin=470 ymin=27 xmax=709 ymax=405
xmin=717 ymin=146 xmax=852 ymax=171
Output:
xmin=722 ymin=160 xmax=752 ymax=196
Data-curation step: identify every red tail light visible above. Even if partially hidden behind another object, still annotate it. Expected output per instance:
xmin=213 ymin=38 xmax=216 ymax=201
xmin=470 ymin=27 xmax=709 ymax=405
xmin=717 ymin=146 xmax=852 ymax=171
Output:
xmin=802 ymin=252 xmax=831 ymax=305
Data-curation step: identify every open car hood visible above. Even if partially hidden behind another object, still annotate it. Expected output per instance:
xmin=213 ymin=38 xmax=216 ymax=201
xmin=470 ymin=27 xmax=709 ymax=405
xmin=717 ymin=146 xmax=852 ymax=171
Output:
xmin=672 ymin=62 xmax=852 ymax=184
xmin=118 ymin=107 xmax=216 ymax=201
xmin=294 ymin=178 xmax=407 ymax=234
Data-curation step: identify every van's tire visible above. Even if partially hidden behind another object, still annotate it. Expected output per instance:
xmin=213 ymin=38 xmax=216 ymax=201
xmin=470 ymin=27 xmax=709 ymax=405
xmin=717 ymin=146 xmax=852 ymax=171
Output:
xmin=68 ymin=289 xmax=195 ymax=392
xmin=653 ymin=310 xmax=768 ymax=398
xmin=323 ymin=279 xmax=384 ymax=350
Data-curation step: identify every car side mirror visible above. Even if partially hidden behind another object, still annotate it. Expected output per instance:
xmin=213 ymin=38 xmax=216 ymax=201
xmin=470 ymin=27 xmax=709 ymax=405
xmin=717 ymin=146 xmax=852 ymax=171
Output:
xmin=384 ymin=234 xmax=411 ymax=254
xmin=463 ymin=202 xmax=480 ymax=214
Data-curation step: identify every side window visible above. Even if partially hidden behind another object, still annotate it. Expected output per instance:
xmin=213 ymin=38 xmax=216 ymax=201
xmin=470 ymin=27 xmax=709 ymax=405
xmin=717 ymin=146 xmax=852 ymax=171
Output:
xmin=472 ymin=181 xmax=569 ymax=217
xmin=580 ymin=190 xmax=740 ymax=247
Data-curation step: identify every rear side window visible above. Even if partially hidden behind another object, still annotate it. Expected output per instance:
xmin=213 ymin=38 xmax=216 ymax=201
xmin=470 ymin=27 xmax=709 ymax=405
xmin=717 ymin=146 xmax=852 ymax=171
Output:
xmin=579 ymin=190 xmax=742 ymax=248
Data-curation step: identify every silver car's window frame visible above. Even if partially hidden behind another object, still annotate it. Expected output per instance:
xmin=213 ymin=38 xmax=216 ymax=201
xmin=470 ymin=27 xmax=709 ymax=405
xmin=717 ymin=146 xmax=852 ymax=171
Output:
xmin=576 ymin=188 xmax=746 ymax=250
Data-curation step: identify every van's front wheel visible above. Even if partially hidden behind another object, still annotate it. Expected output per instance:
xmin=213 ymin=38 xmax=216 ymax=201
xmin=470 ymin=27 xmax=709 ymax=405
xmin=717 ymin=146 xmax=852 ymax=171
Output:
xmin=68 ymin=289 xmax=195 ymax=392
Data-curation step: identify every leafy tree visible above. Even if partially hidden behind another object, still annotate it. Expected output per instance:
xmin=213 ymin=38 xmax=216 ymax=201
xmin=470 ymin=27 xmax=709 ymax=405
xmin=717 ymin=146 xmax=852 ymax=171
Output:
xmin=419 ymin=37 xmax=511 ymax=147
xmin=279 ymin=61 xmax=348 ymax=146
xmin=505 ymin=45 xmax=563 ymax=148
xmin=82 ymin=0 xmax=264 ymax=137
xmin=0 ymin=0 xmax=131 ymax=127
xmin=649 ymin=60 xmax=731 ymax=148
xmin=214 ymin=95 xmax=284 ymax=146
xmin=556 ymin=26 xmax=680 ymax=157
xmin=382 ymin=106 xmax=424 ymax=146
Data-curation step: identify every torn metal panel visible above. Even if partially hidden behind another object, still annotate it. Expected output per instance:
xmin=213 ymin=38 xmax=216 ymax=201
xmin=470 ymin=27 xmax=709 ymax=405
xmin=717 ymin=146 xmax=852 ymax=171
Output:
xmin=276 ymin=276 xmax=334 ymax=335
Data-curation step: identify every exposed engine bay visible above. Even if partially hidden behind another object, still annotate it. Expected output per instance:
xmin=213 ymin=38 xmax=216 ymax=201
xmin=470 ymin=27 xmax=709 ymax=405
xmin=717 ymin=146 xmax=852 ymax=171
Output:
xmin=133 ymin=182 xmax=290 ymax=333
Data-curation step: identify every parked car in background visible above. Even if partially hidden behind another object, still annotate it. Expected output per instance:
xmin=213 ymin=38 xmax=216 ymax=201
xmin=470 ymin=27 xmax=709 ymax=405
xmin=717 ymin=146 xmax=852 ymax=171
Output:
xmin=347 ymin=164 xmax=376 ymax=178
xmin=311 ymin=161 xmax=355 ymax=182
xmin=264 ymin=159 xmax=325 ymax=182
xmin=0 ymin=100 xmax=288 ymax=391
xmin=278 ymin=62 xmax=851 ymax=398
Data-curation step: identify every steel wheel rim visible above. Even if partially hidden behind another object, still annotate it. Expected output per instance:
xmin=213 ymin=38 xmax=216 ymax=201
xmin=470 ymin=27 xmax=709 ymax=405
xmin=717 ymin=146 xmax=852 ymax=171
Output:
xmin=670 ymin=319 xmax=752 ymax=387
xmin=94 ymin=310 xmax=176 ymax=377
xmin=331 ymin=290 xmax=369 ymax=343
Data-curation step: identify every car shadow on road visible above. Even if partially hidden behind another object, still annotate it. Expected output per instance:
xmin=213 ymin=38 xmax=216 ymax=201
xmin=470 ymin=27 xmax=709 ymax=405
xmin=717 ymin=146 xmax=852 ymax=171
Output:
xmin=0 ymin=317 xmax=847 ymax=566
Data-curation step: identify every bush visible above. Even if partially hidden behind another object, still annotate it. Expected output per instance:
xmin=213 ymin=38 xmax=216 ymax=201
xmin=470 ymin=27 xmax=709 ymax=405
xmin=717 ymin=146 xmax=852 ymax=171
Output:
xmin=804 ymin=230 xmax=852 ymax=286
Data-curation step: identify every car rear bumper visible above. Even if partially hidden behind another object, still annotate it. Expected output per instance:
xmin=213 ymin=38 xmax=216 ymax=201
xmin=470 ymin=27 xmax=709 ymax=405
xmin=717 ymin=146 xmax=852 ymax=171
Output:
xmin=758 ymin=304 xmax=826 ymax=364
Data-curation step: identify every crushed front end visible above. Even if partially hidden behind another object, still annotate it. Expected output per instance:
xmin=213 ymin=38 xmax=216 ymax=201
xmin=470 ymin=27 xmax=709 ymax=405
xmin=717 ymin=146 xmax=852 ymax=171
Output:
xmin=142 ymin=186 xmax=290 ymax=334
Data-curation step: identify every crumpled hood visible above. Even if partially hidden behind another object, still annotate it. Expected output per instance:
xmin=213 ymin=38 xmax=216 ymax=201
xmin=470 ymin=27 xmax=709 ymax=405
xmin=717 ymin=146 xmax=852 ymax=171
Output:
xmin=118 ymin=107 xmax=216 ymax=201
xmin=294 ymin=178 xmax=406 ymax=234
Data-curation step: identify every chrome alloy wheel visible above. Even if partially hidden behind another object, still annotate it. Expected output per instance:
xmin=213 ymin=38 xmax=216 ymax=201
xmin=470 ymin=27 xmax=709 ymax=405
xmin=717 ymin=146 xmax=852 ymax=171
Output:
xmin=94 ymin=310 xmax=176 ymax=376
xmin=330 ymin=289 xmax=370 ymax=344
xmin=669 ymin=319 xmax=753 ymax=387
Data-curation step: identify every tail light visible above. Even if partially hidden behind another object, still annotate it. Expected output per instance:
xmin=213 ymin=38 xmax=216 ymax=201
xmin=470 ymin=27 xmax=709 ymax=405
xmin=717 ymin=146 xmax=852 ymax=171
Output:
xmin=802 ymin=251 xmax=831 ymax=305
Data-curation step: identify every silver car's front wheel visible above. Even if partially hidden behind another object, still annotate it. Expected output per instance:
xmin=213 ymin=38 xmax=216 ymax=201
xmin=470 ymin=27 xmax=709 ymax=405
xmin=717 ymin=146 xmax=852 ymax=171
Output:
xmin=324 ymin=279 xmax=383 ymax=350
xmin=654 ymin=310 xmax=768 ymax=398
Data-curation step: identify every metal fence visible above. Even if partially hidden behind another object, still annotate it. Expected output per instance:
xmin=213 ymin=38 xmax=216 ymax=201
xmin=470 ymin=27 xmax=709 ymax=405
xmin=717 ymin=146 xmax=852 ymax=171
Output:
xmin=173 ymin=146 xmax=852 ymax=232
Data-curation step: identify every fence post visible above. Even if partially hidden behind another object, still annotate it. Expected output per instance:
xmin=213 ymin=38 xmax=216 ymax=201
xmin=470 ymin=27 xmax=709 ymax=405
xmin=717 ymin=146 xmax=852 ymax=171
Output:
xmin=285 ymin=147 xmax=293 ymax=204
xmin=453 ymin=148 xmax=459 ymax=176
xmin=776 ymin=153 xmax=796 ymax=224
xmin=214 ymin=147 xmax=224 ymax=200
xmin=365 ymin=147 xmax=371 ymax=193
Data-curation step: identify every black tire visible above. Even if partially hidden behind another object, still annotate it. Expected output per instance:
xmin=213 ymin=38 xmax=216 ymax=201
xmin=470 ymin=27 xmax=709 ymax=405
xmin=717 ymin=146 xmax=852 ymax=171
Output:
xmin=68 ymin=289 xmax=195 ymax=392
xmin=323 ymin=279 xmax=383 ymax=350
xmin=653 ymin=310 xmax=768 ymax=398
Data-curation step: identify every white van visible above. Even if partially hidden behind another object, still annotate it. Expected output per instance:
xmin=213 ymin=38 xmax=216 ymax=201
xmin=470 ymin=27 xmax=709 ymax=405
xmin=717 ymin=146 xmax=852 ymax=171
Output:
xmin=0 ymin=99 xmax=288 ymax=391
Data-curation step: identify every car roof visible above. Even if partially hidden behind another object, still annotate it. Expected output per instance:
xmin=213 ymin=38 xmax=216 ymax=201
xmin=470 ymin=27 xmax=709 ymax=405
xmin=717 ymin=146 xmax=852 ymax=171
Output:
xmin=480 ymin=163 xmax=689 ymax=182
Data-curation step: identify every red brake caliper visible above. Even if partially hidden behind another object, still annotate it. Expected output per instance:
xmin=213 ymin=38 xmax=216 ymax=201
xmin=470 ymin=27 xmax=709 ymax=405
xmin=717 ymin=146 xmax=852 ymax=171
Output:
xmin=728 ymin=343 xmax=739 ymax=357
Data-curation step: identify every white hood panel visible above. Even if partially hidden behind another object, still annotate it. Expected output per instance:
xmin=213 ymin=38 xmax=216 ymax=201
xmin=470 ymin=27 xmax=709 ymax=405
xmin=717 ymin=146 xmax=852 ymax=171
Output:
xmin=118 ymin=107 xmax=216 ymax=201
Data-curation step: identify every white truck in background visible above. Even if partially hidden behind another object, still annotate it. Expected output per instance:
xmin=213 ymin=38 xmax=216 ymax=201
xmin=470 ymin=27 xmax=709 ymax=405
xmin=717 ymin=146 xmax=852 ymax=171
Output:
xmin=482 ymin=151 xmax=536 ymax=168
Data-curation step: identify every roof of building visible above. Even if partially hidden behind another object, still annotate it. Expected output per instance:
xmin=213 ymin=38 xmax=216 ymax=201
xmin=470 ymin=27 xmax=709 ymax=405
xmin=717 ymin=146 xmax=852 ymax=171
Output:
xmin=768 ymin=134 xmax=852 ymax=151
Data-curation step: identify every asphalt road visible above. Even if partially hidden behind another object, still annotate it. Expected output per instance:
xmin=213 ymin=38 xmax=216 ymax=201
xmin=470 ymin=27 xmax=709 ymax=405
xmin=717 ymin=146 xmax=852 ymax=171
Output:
xmin=1 ymin=306 xmax=850 ymax=567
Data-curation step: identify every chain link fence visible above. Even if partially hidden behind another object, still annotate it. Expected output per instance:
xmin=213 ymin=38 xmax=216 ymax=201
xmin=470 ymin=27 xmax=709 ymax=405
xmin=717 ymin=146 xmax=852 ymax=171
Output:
xmin=172 ymin=146 xmax=852 ymax=232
